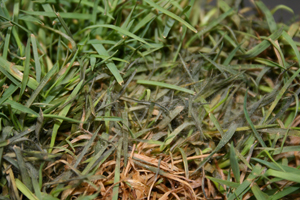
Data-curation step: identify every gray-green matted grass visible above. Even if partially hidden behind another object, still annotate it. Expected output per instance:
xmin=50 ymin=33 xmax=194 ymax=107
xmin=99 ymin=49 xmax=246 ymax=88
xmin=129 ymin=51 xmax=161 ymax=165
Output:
xmin=1 ymin=0 xmax=300 ymax=199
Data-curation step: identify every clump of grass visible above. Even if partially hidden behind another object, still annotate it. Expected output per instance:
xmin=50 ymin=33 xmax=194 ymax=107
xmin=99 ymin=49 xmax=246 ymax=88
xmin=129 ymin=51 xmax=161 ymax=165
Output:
xmin=0 ymin=0 xmax=300 ymax=199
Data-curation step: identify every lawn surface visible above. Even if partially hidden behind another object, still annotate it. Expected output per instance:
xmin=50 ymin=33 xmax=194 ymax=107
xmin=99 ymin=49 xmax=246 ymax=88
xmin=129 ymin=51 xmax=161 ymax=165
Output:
xmin=1 ymin=0 xmax=300 ymax=199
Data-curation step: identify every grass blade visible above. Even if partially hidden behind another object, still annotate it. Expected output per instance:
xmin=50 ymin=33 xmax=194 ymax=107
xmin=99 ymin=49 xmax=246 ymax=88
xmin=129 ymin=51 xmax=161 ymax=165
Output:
xmin=112 ymin=139 xmax=122 ymax=200
xmin=241 ymin=27 xmax=283 ymax=59
xmin=263 ymin=68 xmax=300 ymax=123
xmin=192 ymin=122 xmax=238 ymax=175
xmin=15 ymin=179 xmax=38 ymax=200
xmin=137 ymin=80 xmax=195 ymax=95
xmin=5 ymin=99 xmax=38 ymax=116
xmin=143 ymin=0 xmax=197 ymax=33
xmin=230 ymin=142 xmax=240 ymax=183
xmin=244 ymin=90 xmax=266 ymax=147
xmin=83 ymin=24 xmax=152 ymax=47
xmin=251 ymin=182 xmax=268 ymax=200
xmin=179 ymin=148 xmax=189 ymax=179
xmin=92 ymin=44 xmax=123 ymax=85
xmin=20 ymin=37 xmax=31 ymax=98
xmin=49 ymin=80 xmax=84 ymax=153
xmin=185 ymin=8 xmax=233 ymax=47
xmin=13 ymin=146 xmax=33 ymax=192
xmin=255 ymin=1 xmax=277 ymax=33
xmin=265 ymin=169 xmax=300 ymax=183
xmin=228 ymin=164 xmax=263 ymax=200
xmin=30 ymin=34 xmax=42 ymax=83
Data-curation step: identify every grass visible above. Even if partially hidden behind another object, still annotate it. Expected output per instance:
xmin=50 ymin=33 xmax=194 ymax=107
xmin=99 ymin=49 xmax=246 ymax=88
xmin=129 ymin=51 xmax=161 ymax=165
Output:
xmin=0 ymin=0 xmax=300 ymax=199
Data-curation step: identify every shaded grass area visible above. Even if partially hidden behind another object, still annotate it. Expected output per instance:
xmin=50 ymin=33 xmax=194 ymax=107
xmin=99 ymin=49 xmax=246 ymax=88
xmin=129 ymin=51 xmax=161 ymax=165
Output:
xmin=1 ymin=0 xmax=300 ymax=199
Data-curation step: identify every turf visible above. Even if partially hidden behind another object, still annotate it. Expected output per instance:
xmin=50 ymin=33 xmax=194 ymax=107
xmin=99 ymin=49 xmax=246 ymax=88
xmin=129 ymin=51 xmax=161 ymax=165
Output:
xmin=1 ymin=0 xmax=300 ymax=199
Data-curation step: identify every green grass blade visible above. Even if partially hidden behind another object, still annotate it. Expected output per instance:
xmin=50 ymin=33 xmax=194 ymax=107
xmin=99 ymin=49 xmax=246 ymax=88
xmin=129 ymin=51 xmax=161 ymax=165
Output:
xmin=271 ymin=4 xmax=294 ymax=14
xmin=95 ymin=116 xmax=123 ymax=121
xmin=112 ymin=139 xmax=122 ymax=200
xmin=206 ymin=176 xmax=240 ymax=188
xmin=83 ymin=25 xmax=152 ymax=47
xmin=223 ymin=44 xmax=242 ymax=65
xmin=137 ymin=80 xmax=195 ymax=95
xmin=255 ymin=58 xmax=284 ymax=69
xmin=73 ymin=125 xmax=101 ymax=168
xmin=179 ymin=148 xmax=189 ymax=179
xmin=192 ymin=122 xmax=238 ymax=175
xmin=15 ymin=179 xmax=39 ymax=200
xmin=263 ymin=68 xmax=300 ymax=123
xmin=132 ymin=12 xmax=156 ymax=34
xmin=5 ymin=99 xmax=38 ymax=116
xmin=0 ymin=83 xmax=19 ymax=105
xmin=92 ymin=44 xmax=123 ymax=85
xmin=244 ymin=91 xmax=266 ymax=147
xmin=255 ymin=1 xmax=277 ymax=33
xmin=265 ymin=169 xmax=300 ymax=183
xmin=14 ymin=146 xmax=33 ymax=192
xmin=25 ymin=64 xmax=58 ymax=107
xmin=49 ymin=80 xmax=84 ymax=153
xmin=270 ymin=186 xmax=300 ymax=200
xmin=230 ymin=142 xmax=240 ymax=183
xmin=282 ymin=31 xmax=300 ymax=66
xmin=241 ymin=27 xmax=283 ymax=59
xmin=0 ymin=57 xmax=39 ymax=90
xmin=162 ymin=122 xmax=194 ymax=150
xmin=251 ymin=158 xmax=300 ymax=174
xmin=143 ymin=0 xmax=197 ymax=33
xmin=31 ymin=34 xmax=42 ymax=83
xmin=3 ymin=26 xmax=12 ymax=59
xmin=185 ymin=8 xmax=233 ymax=48
xmin=20 ymin=37 xmax=31 ymax=98
xmin=163 ymin=17 xmax=175 ymax=38
xmin=43 ymin=114 xmax=83 ymax=124
xmin=251 ymin=183 xmax=268 ymax=200
xmin=121 ymin=4 xmax=136 ymax=30
xmin=228 ymin=164 xmax=263 ymax=200
xmin=21 ymin=10 xmax=92 ymax=20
